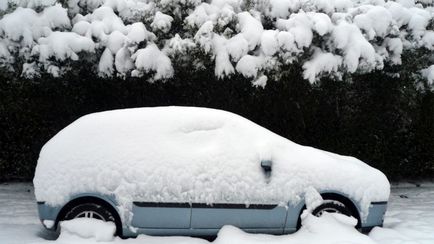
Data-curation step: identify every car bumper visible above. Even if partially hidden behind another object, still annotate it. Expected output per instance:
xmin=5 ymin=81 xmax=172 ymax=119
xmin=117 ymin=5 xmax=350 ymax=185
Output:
xmin=360 ymin=201 xmax=387 ymax=232
xmin=37 ymin=201 xmax=62 ymax=230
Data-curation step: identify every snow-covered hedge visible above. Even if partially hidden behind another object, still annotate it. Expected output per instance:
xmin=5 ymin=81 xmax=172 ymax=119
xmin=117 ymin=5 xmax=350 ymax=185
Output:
xmin=0 ymin=0 xmax=433 ymax=85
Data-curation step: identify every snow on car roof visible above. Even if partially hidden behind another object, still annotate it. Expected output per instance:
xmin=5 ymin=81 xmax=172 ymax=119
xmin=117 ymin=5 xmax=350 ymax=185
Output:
xmin=33 ymin=107 xmax=389 ymax=221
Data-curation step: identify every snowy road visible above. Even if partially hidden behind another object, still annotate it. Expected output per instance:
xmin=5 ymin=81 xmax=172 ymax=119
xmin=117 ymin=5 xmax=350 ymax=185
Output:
xmin=0 ymin=183 xmax=433 ymax=244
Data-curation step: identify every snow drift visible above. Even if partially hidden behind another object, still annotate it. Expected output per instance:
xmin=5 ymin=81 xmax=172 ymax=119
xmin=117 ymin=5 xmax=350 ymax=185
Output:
xmin=0 ymin=0 xmax=433 ymax=85
xmin=49 ymin=212 xmax=375 ymax=244
xmin=33 ymin=106 xmax=390 ymax=222
xmin=59 ymin=218 xmax=116 ymax=242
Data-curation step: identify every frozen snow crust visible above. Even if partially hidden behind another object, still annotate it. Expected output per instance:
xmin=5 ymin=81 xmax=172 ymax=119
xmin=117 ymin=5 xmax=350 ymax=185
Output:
xmin=34 ymin=106 xmax=390 ymax=222
xmin=0 ymin=0 xmax=433 ymax=85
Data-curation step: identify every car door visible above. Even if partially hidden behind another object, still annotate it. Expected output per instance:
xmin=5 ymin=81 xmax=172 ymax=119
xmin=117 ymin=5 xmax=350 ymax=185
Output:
xmin=131 ymin=202 xmax=191 ymax=229
xmin=191 ymin=202 xmax=287 ymax=233
xmin=190 ymin=160 xmax=287 ymax=233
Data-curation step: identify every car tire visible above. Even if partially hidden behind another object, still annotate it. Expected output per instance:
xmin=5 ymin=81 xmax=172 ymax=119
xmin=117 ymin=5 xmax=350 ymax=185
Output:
xmin=64 ymin=202 xmax=116 ymax=222
xmin=62 ymin=202 xmax=120 ymax=236
xmin=312 ymin=199 xmax=353 ymax=217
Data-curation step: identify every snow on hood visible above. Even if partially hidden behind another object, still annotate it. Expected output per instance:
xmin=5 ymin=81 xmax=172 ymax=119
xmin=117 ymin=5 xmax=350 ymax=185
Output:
xmin=33 ymin=107 xmax=389 ymax=219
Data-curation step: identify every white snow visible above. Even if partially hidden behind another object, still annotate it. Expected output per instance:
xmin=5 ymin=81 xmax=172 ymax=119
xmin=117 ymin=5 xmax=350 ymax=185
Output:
xmin=269 ymin=0 xmax=300 ymax=18
xmin=34 ymin=107 xmax=389 ymax=224
xmin=211 ymin=213 xmax=374 ymax=244
xmin=385 ymin=37 xmax=404 ymax=65
xmin=225 ymin=34 xmax=248 ymax=61
xmin=235 ymin=55 xmax=265 ymax=78
xmin=303 ymin=186 xmax=324 ymax=213
xmin=422 ymin=31 xmax=434 ymax=50
xmin=369 ymin=183 xmax=434 ymax=244
xmin=332 ymin=21 xmax=377 ymax=73
xmin=0 ymin=5 xmax=70 ymax=46
xmin=131 ymin=44 xmax=174 ymax=80
xmin=89 ymin=6 xmax=127 ymax=35
xmin=33 ymin=32 xmax=95 ymax=62
xmin=126 ymin=22 xmax=152 ymax=44
xmin=0 ymin=1 xmax=7 ymax=11
xmin=213 ymin=35 xmax=235 ymax=79
xmin=276 ymin=13 xmax=313 ymax=49
xmin=59 ymin=218 xmax=116 ymax=242
xmin=114 ymin=47 xmax=134 ymax=76
xmin=194 ymin=20 xmax=214 ymax=53
xmin=308 ymin=12 xmax=333 ymax=36
xmin=72 ymin=21 xmax=92 ymax=37
xmin=276 ymin=31 xmax=297 ymax=54
xmin=252 ymin=75 xmax=268 ymax=88
xmin=151 ymin=11 xmax=173 ymax=33
xmin=185 ymin=4 xmax=209 ymax=28
xmin=237 ymin=12 xmax=263 ymax=50
xmin=43 ymin=220 xmax=55 ymax=229
xmin=354 ymin=6 xmax=394 ymax=40
xmin=260 ymin=30 xmax=279 ymax=56
xmin=98 ymin=48 xmax=114 ymax=77
xmin=407 ymin=7 xmax=431 ymax=37
xmin=166 ymin=34 xmax=196 ymax=55
xmin=5 ymin=0 xmax=57 ymax=9
xmin=2 ymin=183 xmax=433 ymax=244
xmin=303 ymin=49 xmax=343 ymax=83
xmin=107 ymin=31 xmax=126 ymax=54
xmin=21 ymin=62 xmax=40 ymax=79
xmin=421 ymin=65 xmax=434 ymax=86
xmin=0 ymin=40 xmax=11 ymax=58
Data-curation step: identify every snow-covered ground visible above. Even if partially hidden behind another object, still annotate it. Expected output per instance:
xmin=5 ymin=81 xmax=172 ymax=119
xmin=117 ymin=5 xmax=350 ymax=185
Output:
xmin=0 ymin=182 xmax=433 ymax=244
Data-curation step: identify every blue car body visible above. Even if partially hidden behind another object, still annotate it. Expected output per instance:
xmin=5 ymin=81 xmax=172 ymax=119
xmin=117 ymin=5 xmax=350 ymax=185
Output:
xmin=37 ymin=191 xmax=387 ymax=236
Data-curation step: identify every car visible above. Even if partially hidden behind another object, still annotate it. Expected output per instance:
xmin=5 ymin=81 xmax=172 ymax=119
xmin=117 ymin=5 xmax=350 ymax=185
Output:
xmin=33 ymin=106 xmax=390 ymax=237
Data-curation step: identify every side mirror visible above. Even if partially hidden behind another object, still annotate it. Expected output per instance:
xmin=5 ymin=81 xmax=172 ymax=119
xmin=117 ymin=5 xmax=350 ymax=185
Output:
xmin=261 ymin=160 xmax=272 ymax=172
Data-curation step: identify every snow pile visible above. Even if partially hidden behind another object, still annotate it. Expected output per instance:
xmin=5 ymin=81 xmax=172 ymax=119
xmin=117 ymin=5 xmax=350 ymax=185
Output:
xmin=214 ymin=213 xmax=375 ymax=244
xmin=0 ymin=0 xmax=433 ymax=84
xmin=49 ymin=213 xmax=375 ymax=244
xmin=34 ymin=106 xmax=390 ymax=223
xmin=58 ymin=218 xmax=116 ymax=242
xmin=303 ymin=186 xmax=324 ymax=213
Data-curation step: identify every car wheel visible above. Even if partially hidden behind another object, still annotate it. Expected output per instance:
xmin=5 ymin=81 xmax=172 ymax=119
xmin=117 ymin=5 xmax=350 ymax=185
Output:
xmin=64 ymin=202 xmax=116 ymax=223
xmin=312 ymin=199 xmax=353 ymax=217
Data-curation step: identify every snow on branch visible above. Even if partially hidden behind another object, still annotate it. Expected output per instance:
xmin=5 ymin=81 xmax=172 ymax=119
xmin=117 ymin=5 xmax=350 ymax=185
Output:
xmin=0 ymin=0 xmax=433 ymax=84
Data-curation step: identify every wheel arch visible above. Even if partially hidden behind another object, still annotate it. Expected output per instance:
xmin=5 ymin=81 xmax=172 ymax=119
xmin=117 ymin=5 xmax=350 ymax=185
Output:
xmin=55 ymin=194 xmax=123 ymax=236
xmin=319 ymin=192 xmax=361 ymax=227
xmin=296 ymin=191 xmax=362 ymax=229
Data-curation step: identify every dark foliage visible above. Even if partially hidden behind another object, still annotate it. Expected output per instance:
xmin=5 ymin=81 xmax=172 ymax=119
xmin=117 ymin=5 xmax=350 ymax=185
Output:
xmin=1 ymin=61 xmax=433 ymax=182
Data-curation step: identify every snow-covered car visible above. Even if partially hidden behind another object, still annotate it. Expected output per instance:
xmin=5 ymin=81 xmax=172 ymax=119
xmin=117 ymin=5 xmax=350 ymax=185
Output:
xmin=34 ymin=107 xmax=390 ymax=237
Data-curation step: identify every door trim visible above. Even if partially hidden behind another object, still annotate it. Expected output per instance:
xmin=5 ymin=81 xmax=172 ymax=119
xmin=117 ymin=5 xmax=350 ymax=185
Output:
xmin=133 ymin=202 xmax=278 ymax=209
